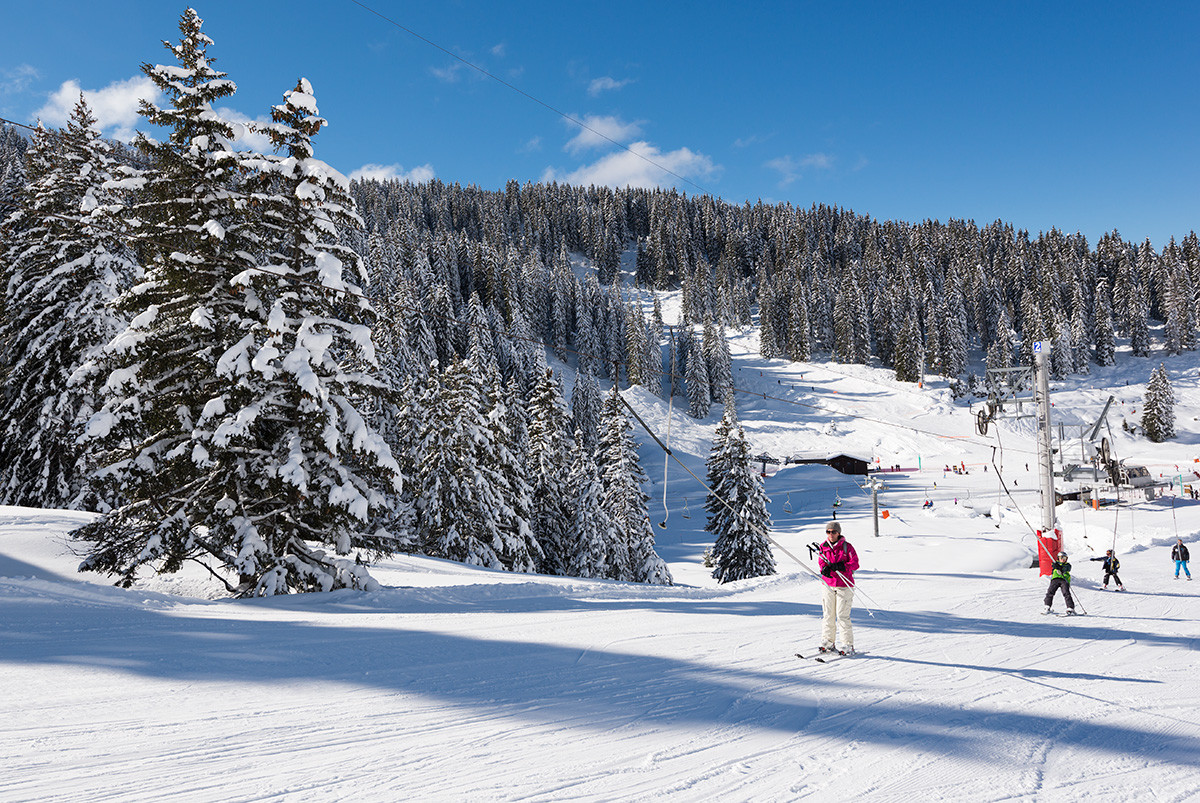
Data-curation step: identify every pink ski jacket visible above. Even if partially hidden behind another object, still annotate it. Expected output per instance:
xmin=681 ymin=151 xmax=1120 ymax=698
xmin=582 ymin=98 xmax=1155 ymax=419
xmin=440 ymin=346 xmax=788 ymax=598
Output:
xmin=818 ymin=536 xmax=860 ymax=588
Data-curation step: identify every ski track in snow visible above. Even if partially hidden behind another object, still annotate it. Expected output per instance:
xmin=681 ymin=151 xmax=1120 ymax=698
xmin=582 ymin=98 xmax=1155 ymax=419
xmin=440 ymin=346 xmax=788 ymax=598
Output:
xmin=4 ymin=304 xmax=1200 ymax=800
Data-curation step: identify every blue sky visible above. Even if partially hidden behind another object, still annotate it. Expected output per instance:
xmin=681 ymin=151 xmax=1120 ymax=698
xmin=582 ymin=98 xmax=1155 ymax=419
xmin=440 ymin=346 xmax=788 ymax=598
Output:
xmin=2 ymin=1 xmax=1197 ymax=247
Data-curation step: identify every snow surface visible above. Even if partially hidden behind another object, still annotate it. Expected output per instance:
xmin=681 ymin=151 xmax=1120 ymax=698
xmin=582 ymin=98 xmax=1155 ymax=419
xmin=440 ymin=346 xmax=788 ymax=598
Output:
xmin=3 ymin=279 xmax=1200 ymax=801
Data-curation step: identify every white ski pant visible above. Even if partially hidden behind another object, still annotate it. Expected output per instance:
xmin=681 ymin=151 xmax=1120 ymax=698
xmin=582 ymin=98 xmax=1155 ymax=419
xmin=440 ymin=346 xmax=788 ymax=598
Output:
xmin=821 ymin=585 xmax=854 ymax=649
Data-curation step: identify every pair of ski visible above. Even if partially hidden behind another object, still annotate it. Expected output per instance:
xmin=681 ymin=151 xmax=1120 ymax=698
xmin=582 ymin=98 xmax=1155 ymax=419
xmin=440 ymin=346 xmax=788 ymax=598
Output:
xmin=795 ymin=648 xmax=857 ymax=664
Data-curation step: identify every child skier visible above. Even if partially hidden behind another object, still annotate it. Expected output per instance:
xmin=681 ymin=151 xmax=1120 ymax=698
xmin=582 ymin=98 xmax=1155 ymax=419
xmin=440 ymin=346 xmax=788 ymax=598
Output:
xmin=1089 ymin=549 xmax=1125 ymax=590
xmin=1043 ymin=552 xmax=1076 ymax=614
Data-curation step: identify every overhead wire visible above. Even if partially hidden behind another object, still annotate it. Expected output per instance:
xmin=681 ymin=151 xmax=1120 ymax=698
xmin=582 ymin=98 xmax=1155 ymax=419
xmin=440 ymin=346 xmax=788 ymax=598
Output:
xmin=341 ymin=0 xmax=714 ymax=198
xmin=613 ymin=390 xmax=883 ymax=616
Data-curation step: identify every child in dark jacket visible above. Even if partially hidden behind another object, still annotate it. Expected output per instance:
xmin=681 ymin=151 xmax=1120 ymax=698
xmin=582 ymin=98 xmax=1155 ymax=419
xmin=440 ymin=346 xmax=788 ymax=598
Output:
xmin=1090 ymin=550 xmax=1124 ymax=590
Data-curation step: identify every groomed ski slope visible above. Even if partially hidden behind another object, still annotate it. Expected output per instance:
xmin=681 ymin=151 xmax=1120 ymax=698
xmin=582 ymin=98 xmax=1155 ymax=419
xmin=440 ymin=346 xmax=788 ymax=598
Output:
xmin=3 ymin=292 xmax=1199 ymax=801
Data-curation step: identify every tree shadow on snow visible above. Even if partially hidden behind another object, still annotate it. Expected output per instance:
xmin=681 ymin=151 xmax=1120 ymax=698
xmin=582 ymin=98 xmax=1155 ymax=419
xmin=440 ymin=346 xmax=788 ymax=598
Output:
xmin=2 ymin=593 xmax=1198 ymax=769
xmin=863 ymin=607 xmax=1198 ymax=651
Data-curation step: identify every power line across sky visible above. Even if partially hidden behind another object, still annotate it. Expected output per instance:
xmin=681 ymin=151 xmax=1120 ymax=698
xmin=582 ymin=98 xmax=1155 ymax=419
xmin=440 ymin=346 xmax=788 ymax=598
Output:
xmin=1 ymin=2 xmax=1197 ymax=245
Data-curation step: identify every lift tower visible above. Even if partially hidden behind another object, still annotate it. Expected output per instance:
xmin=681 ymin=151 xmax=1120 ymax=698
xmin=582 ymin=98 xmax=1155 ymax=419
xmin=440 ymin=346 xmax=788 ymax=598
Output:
xmin=1032 ymin=341 xmax=1060 ymax=572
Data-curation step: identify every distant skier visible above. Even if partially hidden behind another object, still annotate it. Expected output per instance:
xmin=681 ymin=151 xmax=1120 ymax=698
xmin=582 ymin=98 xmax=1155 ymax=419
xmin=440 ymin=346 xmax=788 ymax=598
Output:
xmin=817 ymin=521 xmax=860 ymax=655
xmin=1172 ymin=539 xmax=1192 ymax=580
xmin=1043 ymin=552 xmax=1076 ymax=614
xmin=1089 ymin=549 xmax=1124 ymax=590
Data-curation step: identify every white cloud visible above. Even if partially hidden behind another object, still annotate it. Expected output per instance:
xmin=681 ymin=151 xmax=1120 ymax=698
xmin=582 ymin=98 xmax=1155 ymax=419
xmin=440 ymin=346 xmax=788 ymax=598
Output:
xmin=765 ymin=156 xmax=801 ymax=187
xmin=564 ymin=114 xmax=642 ymax=154
xmin=215 ymin=107 xmax=275 ymax=153
xmin=765 ymin=152 xmax=835 ymax=186
xmin=349 ymin=163 xmax=436 ymax=183
xmin=0 ymin=64 xmax=39 ymax=96
xmin=36 ymin=75 xmax=160 ymax=141
xmin=544 ymin=141 xmax=716 ymax=190
xmin=431 ymin=63 xmax=465 ymax=83
xmin=587 ymin=76 xmax=633 ymax=97
xmin=491 ymin=43 xmax=507 ymax=57
xmin=520 ymin=136 xmax=543 ymax=153
xmin=800 ymin=152 xmax=834 ymax=170
xmin=733 ymin=132 xmax=774 ymax=149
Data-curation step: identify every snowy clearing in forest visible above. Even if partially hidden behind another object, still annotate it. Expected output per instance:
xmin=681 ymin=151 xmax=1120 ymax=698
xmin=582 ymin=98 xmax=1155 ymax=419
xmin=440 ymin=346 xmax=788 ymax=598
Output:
xmin=3 ymin=306 xmax=1200 ymax=801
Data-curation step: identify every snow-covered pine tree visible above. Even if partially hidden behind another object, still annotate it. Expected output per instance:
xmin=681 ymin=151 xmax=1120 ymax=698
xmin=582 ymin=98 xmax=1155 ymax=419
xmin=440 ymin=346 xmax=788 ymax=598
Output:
xmin=0 ymin=99 xmax=133 ymax=509
xmin=787 ymin=291 xmax=812 ymax=362
xmin=0 ymin=124 xmax=30 ymax=223
xmin=704 ymin=320 xmax=733 ymax=403
xmin=1093 ymin=279 xmax=1116 ymax=366
xmin=893 ymin=315 xmax=924 ymax=383
xmin=428 ymin=282 xmax=457 ymax=368
xmin=940 ymin=280 xmax=968 ymax=377
xmin=1128 ymin=283 xmax=1152 ymax=357
xmin=565 ymin=439 xmax=621 ymax=578
xmin=573 ymin=295 xmax=601 ymax=377
xmin=758 ymin=284 xmax=781 ymax=359
xmin=597 ymin=385 xmax=671 ymax=584
xmin=685 ymin=326 xmax=712 ymax=418
xmin=1142 ymin=363 xmax=1175 ymax=443
xmin=551 ymin=239 xmax=574 ymax=360
xmin=413 ymin=359 xmax=538 ymax=571
xmin=624 ymin=303 xmax=648 ymax=387
xmin=705 ymin=401 xmax=774 ymax=583
xmin=1050 ymin=317 xmax=1074 ymax=380
xmin=213 ymin=76 xmax=406 ymax=593
xmin=526 ymin=368 xmax=575 ymax=574
xmin=571 ymin=369 xmax=603 ymax=453
xmin=71 ymin=10 xmax=302 ymax=589
xmin=482 ymin=375 xmax=540 ymax=572
xmin=464 ymin=291 xmax=499 ymax=374
xmin=832 ymin=277 xmax=858 ymax=364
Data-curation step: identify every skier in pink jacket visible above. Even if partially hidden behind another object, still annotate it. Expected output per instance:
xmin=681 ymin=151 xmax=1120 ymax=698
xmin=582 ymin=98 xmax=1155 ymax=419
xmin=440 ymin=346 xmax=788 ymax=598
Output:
xmin=818 ymin=521 xmax=860 ymax=655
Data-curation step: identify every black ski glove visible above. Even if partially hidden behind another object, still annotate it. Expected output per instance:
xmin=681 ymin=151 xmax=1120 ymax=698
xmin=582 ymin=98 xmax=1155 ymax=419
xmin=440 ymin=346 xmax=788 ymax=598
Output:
xmin=829 ymin=561 xmax=847 ymax=575
xmin=820 ymin=564 xmax=834 ymax=577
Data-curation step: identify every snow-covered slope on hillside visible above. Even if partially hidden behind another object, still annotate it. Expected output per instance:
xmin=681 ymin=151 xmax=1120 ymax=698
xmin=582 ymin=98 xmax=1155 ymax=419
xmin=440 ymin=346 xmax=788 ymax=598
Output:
xmin=3 ymin=284 xmax=1200 ymax=801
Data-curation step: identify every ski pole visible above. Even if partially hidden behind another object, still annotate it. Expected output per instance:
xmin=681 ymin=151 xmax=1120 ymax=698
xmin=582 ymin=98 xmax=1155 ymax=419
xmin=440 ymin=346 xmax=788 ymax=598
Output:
xmin=1069 ymin=582 xmax=1088 ymax=615
xmin=833 ymin=569 xmax=881 ymax=616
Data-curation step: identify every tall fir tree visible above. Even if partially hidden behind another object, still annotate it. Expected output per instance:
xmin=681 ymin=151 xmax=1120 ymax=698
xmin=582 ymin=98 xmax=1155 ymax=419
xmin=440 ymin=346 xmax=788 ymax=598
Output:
xmin=220 ymin=76 xmax=405 ymax=593
xmin=570 ymin=369 xmax=603 ymax=453
xmin=1128 ymin=283 xmax=1152 ymax=357
xmin=685 ymin=326 xmax=712 ymax=418
xmin=893 ymin=315 xmax=924 ymax=383
xmin=412 ymin=360 xmax=539 ymax=571
xmin=703 ymin=320 xmax=733 ymax=403
xmin=0 ymin=100 xmax=133 ymax=509
xmin=526 ymin=369 xmax=575 ymax=573
xmin=1142 ymin=364 xmax=1175 ymax=443
xmin=565 ymin=442 xmax=622 ymax=578
xmin=705 ymin=401 xmax=775 ymax=583
xmin=597 ymin=386 xmax=671 ymax=584
xmin=1093 ymin=279 xmax=1116 ymax=366
xmin=72 ymin=10 xmax=311 ymax=590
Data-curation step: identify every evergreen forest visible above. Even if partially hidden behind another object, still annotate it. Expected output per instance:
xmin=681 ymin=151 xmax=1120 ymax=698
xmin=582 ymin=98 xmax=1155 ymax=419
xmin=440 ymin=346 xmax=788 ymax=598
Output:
xmin=1 ymin=9 xmax=1193 ymax=594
